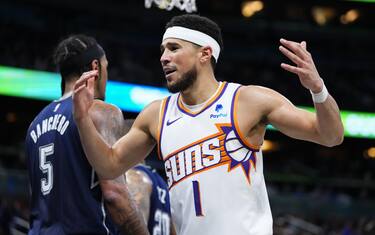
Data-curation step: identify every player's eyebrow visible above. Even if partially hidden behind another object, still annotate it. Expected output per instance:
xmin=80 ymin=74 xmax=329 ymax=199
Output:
xmin=160 ymin=42 xmax=180 ymax=53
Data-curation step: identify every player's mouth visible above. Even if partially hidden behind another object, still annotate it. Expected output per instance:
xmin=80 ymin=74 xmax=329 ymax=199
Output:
xmin=163 ymin=67 xmax=177 ymax=79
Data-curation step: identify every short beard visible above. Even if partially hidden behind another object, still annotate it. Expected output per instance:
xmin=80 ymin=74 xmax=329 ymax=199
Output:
xmin=167 ymin=66 xmax=197 ymax=93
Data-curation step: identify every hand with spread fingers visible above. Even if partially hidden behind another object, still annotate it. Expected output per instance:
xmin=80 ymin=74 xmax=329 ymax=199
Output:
xmin=279 ymin=38 xmax=324 ymax=93
xmin=72 ymin=70 xmax=98 ymax=122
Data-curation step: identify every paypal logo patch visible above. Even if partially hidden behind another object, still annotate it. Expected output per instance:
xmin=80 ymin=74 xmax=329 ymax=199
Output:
xmin=215 ymin=104 xmax=223 ymax=112
xmin=210 ymin=104 xmax=227 ymax=119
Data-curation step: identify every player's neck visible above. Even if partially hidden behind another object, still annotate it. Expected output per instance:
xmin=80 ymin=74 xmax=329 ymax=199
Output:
xmin=180 ymin=71 xmax=219 ymax=105
xmin=63 ymin=79 xmax=100 ymax=99
xmin=61 ymin=81 xmax=75 ymax=99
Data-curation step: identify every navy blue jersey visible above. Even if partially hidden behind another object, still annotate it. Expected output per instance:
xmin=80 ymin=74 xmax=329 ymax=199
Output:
xmin=134 ymin=165 xmax=171 ymax=235
xmin=25 ymin=96 xmax=118 ymax=235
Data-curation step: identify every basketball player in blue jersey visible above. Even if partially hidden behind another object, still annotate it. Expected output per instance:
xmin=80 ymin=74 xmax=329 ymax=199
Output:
xmin=72 ymin=15 xmax=344 ymax=235
xmin=25 ymin=34 xmax=148 ymax=235
xmin=123 ymin=119 xmax=175 ymax=235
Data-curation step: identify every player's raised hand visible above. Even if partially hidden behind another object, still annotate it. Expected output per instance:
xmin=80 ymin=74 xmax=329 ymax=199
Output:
xmin=72 ymin=70 xmax=98 ymax=122
xmin=279 ymin=38 xmax=324 ymax=93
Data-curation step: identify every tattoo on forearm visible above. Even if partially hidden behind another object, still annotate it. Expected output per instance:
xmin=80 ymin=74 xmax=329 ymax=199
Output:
xmin=127 ymin=170 xmax=151 ymax=223
xmin=103 ymin=183 xmax=149 ymax=235
xmin=118 ymin=209 xmax=149 ymax=235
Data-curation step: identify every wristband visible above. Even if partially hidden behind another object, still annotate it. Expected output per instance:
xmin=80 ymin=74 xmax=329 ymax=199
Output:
xmin=310 ymin=82 xmax=328 ymax=103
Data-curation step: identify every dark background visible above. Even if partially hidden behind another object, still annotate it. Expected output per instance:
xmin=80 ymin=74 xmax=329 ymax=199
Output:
xmin=0 ymin=0 xmax=374 ymax=234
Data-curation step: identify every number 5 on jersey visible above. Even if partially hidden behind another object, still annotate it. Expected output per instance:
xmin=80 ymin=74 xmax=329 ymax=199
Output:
xmin=39 ymin=143 xmax=54 ymax=195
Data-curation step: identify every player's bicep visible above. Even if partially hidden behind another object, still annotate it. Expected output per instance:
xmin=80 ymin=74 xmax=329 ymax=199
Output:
xmin=267 ymin=97 xmax=319 ymax=142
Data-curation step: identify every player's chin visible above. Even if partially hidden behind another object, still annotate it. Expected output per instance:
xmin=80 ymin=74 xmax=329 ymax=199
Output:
xmin=166 ymin=80 xmax=174 ymax=90
xmin=166 ymin=80 xmax=181 ymax=93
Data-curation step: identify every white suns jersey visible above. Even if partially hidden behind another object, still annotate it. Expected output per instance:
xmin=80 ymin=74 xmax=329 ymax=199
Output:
xmin=158 ymin=82 xmax=273 ymax=235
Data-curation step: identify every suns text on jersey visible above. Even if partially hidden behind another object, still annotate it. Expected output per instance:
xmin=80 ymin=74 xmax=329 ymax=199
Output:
xmin=163 ymin=124 xmax=235 ymax=188
xmin=163 ymin=123 xmax=259 ymax=188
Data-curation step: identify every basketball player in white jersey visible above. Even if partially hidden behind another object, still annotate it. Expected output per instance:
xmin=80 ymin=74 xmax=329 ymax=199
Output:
xmin=72 ymin=15 xmax=344 ymax=234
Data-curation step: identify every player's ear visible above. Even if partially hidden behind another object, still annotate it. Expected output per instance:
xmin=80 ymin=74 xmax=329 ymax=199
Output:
xmin=199 ymin=46 xmax=213 ymax=64
xmin=91 ymin=59 xmax=99 ymax=71
xmin=90 ymin=59 xmax=101 ymax=80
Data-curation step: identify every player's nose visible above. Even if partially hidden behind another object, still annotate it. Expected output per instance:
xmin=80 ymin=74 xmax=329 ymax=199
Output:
xmin=160 ymin=51 xmax=171 ymax=66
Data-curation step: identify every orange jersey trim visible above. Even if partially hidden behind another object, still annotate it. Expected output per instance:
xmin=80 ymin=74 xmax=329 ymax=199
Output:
xmin=177 ymin=82 xmax=228 ymax=117
xmin=157 ymin=97 xmax=170 ymax=160
xmin=232 ymin=87 xmax=261 ymax=150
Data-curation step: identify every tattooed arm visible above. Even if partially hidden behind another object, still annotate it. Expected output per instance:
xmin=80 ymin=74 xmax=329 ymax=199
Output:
xmin=126 ymin=166 xmax=177 ymax=235
xmin=89 ymin=100 xmax=149 ymax=235
xmin=100 ymin=181 xmax=148 ymax=235
xmin=126 ymin=168 xmax=152 ymax=223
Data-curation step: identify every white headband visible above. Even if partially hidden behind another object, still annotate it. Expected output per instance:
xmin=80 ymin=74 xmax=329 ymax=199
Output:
xmin=162 ymin=26 xmax=221 ymax=61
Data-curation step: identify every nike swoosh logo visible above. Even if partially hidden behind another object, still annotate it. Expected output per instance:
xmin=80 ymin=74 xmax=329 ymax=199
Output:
xmin=166 ymin=117 xmax=182 ymax=126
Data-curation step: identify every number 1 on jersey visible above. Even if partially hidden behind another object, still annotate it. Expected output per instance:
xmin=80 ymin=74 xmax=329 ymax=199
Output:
xmin=192 ymin=180 xmax=204 ymax=216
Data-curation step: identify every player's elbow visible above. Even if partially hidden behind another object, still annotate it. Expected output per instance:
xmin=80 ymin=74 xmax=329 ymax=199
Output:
xmin=332 ymin=134 xmax=344 ymax=146
xmin=322 ymin=132 xmax=344 ymax=147
xmin=101 ymin=181 xmax=123 ymax=206
xmin=330 ymin=126 xmax=345 ymax=146
xmin=102 ymin=190 xmax=118 ymax=206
